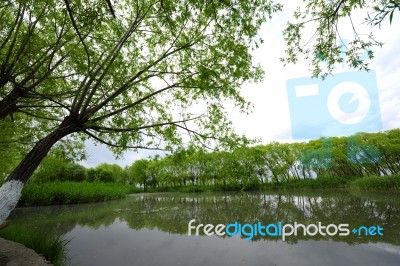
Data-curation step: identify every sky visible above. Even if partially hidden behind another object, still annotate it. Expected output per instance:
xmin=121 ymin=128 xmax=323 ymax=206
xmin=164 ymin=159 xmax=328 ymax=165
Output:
xmin=80 ymin=2 xmax=400 ymax=168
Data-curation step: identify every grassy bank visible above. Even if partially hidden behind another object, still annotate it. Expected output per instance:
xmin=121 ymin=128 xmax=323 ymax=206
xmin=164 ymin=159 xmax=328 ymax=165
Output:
xmin=19 ymin=182 xmax=140 ymax=207
xmin=349 ymin=175 xmax=400 ymax=191
xmin=0 ymin=225 xmax=67 ymax=266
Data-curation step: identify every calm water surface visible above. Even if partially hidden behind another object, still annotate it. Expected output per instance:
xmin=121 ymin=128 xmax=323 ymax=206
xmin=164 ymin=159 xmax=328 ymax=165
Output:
xmin=9 ymin=190 xmax=400 ymax=266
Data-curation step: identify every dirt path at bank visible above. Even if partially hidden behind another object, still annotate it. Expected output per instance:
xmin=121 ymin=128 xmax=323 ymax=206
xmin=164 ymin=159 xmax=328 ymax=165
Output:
xmin=0 ymin=237 xmax=52 ymax=266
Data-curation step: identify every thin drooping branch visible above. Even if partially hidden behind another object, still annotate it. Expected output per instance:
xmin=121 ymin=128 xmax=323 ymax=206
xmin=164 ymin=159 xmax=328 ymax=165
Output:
xmin=84 ymin=129 xmax=166 ymax=151
xmin=1 ymin=3 xmax=26 ymax=75
xmin=64 ymin=0 xmax=91 ymax=69
xmin=0 ymin=3 xmax=23 ymax=50
xmin=89 ymin=81 xmax=183 ymax=123
xmin=106 ymin=0 xmax=116 ymax=17
xmin=18 ymin=109 xmax=63 ymax=122
xmin=89 ymin=115 xmax=204 ymax=133
xmin=181 ymin=119 xmax=218 ymax=151
xmin=174 ymin=123 xmax=214 ymax=141
xmin=29 ymin=90 xmax=71 ymax=111
xmin=331 ymin=0 xmax=346 ymax=21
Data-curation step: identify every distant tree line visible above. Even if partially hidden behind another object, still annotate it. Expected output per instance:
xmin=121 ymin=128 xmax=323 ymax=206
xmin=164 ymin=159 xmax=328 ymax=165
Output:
xmin=128 ymin=129 xmax=400 ymax=190
xmin=29 ymin=129 xmax=400 ymax=190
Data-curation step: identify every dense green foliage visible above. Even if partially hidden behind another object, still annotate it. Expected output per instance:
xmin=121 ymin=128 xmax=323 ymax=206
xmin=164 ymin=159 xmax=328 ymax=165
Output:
xmin=0 ymin=226 xmax=67 ymax=266
xmin=127 ymin=129 xmax=400 ymax=190
xmin=25 ymin=129 xmax=399 ymax=193
xmin=19 ymin=182 xmax=138 ymax=207
xmin=30 ymin=155 xmax=131 ymax=184
xmin=33 ymin=157 xmax=87 ymax=183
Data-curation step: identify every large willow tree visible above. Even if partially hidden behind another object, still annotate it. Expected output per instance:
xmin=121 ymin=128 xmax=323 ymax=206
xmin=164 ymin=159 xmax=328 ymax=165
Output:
xmin=0 ymin=0 xmax=281 ymax=223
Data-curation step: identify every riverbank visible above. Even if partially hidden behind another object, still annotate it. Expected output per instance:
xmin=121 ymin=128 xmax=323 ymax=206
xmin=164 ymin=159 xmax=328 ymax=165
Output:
xmin=0 ymin=237 xmax=54 ymax=266
xmin=0 ymin=224 xmax=67 ymax=265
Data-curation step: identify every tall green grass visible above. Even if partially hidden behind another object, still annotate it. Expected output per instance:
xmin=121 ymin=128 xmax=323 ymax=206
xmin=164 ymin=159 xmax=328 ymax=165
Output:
xmin=349 ymin=175 xmax=400 ymax=191
xmin=10 ymin=176 xmax=400 ymax=208
xmin=0 ymin=225 xmax=67 ymax=266
xmin=19 ymin=182 xmax=139 ymax=207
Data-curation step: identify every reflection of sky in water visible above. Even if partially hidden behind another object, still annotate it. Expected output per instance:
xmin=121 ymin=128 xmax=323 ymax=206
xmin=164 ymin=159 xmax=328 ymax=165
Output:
xmin=361 ymin=243 xmax=400 ymax=256
xmin=65 ymin=220 xmax=400 ymax=266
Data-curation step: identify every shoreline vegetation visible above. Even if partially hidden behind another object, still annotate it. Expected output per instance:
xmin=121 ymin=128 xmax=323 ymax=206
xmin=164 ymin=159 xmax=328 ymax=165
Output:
xmin=18 ymin=182 xmax=140 ymax=207
xmin=138 ymin=174 xmax=400 ymax=193
xmin=0 ymin=226 xmax=67 ymax=266
xmin=1 ymin=129 xmax=395 ymax=208
xmin=12 ymin=174 xmax=400 ymax=208
xmin=0 ymin=129 xmax=397 ymax=208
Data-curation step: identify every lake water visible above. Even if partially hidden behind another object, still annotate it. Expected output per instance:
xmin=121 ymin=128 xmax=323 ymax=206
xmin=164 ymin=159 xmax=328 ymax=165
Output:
xmin=8 ymin=190 xmax=400 ymax=266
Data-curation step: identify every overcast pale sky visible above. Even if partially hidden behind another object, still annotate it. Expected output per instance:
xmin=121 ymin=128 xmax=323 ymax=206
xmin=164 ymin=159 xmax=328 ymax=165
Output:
xmin=81 ymin=2 xmax=400 ymax=168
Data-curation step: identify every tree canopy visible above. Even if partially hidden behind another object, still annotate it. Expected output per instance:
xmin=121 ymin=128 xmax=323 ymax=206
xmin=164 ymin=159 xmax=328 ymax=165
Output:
xmin=1 ymin=0 xmax=283 ymax=183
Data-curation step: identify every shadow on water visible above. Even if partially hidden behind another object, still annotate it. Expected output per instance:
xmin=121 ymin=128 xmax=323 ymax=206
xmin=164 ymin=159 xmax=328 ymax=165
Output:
xmin=8 ymin=190 xmax=400 ymax=265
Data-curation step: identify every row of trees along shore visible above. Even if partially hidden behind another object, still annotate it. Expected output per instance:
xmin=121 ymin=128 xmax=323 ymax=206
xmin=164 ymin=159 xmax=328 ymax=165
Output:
xmin=129 ymin=129 xmax=400 ymax=190
xmin=27 ymin=129 xmax=400 ymax=190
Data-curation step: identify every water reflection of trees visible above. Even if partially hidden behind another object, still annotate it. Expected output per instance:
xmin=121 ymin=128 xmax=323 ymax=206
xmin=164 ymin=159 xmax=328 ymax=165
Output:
xmin=10 ymin=192 xmax=400 ymax=245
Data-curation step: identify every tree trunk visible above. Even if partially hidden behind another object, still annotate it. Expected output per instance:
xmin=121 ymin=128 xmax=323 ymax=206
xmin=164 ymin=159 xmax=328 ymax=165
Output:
xmin=0 ymin=116 xmax=80 ymax=224
xmin=0 ymin=89 xmax=22 ymax=120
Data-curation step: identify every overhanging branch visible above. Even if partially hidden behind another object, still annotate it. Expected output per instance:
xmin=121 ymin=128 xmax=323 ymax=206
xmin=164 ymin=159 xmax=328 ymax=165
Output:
xmin=89 ymin=115 xmax=204 ymax=133
xmin=83 ymin=129 xmax=166 ymax=151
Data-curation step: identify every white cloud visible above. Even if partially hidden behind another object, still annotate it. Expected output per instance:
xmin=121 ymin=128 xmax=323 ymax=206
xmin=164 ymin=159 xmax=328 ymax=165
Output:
xmin=80 ymin=141 xmax=164 ymax=168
